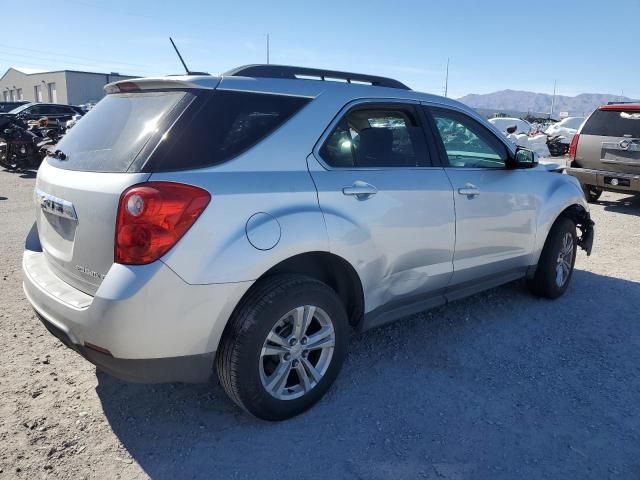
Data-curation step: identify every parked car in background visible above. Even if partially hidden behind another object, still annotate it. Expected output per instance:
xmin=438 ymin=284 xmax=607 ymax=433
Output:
xmin=545 ymin=116 xmax=585 ymax=145
xmin=566 ymin=103 xmax=640 ymax=202
xmin=0 ymin=101 xmax=28 ymax=113
xmin=5 ymin=102 xmax=84 ymax=127
xmin=23 ymin=65 xmax=594 ymax=420
xmin=488 ymin=117 xmax=533 ymax=134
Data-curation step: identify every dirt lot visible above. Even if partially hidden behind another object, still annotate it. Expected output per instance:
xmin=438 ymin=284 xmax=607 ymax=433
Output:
xmin=1 ymin=168 xmax=639 ymax=480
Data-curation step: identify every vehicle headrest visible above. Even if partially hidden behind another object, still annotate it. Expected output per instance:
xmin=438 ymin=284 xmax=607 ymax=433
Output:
xmin=356 ymin=127 xmax=394 ymax=165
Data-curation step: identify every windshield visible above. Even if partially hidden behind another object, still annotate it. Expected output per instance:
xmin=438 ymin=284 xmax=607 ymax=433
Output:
xmin=48 ymin=91 xmax=189 ymax=172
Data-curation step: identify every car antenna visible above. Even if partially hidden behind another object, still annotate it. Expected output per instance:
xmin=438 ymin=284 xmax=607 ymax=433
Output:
xmin=169 ymin=37 xmax=209 ymax=76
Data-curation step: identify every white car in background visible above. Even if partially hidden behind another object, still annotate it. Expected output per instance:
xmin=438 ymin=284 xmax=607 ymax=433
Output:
xmin=488 ymin=117 xmax=549 ymax=157
xmin=545 ymin=117 xmax=585 ymax=145
xmin=488 ymin=117 xmax=533 ymax=134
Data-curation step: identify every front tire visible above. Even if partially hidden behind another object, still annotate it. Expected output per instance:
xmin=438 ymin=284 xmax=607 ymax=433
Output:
xmin=527 ymin=217 xmax=577 ymax=299
xmin=216 ymin=275 xmax=349 ymax=421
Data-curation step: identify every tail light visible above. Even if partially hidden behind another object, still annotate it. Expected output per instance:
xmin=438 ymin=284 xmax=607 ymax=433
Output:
xmin=569 ymin=133 xmax=580 ymax=160
xmin=115 ymin=182 xmax=210 ymax=265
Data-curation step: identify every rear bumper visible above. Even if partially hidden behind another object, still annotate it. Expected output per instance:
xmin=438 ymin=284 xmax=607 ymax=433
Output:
xmin=34 ymin=310 xmax=214 ymax=383
xmin=566 ymin=166 xmax=640 ymax=193
xmin=23 ymin=243 xmax=252 ymax=383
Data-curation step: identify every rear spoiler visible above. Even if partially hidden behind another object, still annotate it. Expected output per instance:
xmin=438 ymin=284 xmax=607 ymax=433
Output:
xmin=105 ymin=75 xmax=220 ymax=94
xmin=599 ymin=104 xmax=640 ymax=111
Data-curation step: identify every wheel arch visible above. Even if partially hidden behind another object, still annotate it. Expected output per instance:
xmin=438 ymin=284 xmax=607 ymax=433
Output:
xmin=534 ymin=201 xmax=594 ymax=268
xmin=229 ymin=251 xmax=365 ymax=329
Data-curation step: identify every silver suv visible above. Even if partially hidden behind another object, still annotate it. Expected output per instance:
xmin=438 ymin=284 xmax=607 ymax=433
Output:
xmin=566 ymin=103 xmax=640 ymax=202
xmin=23 ymin=65 xmax=594 ymax=420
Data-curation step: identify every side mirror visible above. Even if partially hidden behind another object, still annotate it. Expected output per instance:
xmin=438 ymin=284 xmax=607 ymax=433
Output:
xmin=508 ymin=147 xmax=537 ymax=169
xmin=506 ymin=125 xmax=518 ymax=134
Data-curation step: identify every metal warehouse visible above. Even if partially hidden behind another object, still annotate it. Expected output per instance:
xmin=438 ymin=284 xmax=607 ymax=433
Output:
xmin=0 ymin=67 xmax=137 ymax=105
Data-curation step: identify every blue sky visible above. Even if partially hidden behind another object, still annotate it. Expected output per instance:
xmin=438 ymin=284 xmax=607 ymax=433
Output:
xmin=1 ymin=0 xmax=638 ymax=99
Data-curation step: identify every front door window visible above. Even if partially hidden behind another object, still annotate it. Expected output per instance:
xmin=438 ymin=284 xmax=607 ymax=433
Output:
xmin=430 ymin=108 xmax=507 ymax=169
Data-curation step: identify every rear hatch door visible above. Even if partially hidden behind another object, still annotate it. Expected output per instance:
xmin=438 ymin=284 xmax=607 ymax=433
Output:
xmin=34 ymin=88 xmax=195 ymax=295
xmin=578 ymin=107 xmax=640 ymax=174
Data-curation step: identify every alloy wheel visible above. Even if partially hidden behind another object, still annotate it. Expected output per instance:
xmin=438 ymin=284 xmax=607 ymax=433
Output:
xmin=259 ymin=305 xmax=335 ymax=400
xmin=555 ymin=232 xmax=574 ymax=287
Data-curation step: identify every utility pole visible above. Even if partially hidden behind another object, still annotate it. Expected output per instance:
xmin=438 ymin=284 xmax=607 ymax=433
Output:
xmin=444 ymin=57 xmax=449 ymax=98
xmin=550 ymin=80 xmax=557 ymax=119
xmin=266 ymin=34 xmax=270 ymax=64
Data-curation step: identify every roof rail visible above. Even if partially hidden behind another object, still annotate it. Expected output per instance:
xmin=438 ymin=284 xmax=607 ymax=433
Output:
xmin=223 ymin=64 xmax=411 ymax=90
xmin=606 ymin=101 xmax=637 ymax=105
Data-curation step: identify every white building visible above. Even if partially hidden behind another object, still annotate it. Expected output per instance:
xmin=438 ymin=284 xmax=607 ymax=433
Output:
xmin=0 ymin=67 xmax=137 ymax=105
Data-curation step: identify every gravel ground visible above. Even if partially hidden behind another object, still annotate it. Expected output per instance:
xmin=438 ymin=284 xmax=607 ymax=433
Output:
xmin=1 ymin=168 xmax=640 ymax=479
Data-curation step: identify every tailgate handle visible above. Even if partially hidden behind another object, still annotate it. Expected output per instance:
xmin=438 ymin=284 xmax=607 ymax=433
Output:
xmin=35 ymin=189 xmax=78 ymax=221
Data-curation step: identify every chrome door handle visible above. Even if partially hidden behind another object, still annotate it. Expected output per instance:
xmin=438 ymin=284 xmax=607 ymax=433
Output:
xmin=458 ymin=183 xmax=480 ymax=197
xmin=342 ymin=181 xmax=378 ymax=199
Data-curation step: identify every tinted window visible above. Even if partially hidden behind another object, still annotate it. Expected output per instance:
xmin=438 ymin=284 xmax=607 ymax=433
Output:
xmin=582 ymin=109 xmax=640 ymax=137
xmin=146 ymin=90 xmax=310 ymax=171
xmin=320 ymin=105 xmax=428 ymax=168
xmin=39 ymin=106 xmax=64 ymax=115
xmin=49 ymin=91 xmax=188 ymax=172
xmin=429 ymin=108 xmax=507 ymax=168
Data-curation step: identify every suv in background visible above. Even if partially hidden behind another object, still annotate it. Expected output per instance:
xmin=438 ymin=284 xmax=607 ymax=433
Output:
xmin=23 ymin=65 xmax=594 ymax=420
xmin=567 ymin=103 xmax=640 ymax=202
xmin=6 ymin=102 xmax=85 ymax=127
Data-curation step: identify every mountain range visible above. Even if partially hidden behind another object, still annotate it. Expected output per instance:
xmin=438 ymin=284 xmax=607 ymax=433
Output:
xmin=458 ymin=89 xmax=637 ymax=117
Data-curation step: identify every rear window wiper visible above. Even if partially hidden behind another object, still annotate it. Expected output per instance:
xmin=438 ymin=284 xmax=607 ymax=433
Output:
xmin=41 ymin=146 xmax=67 ymax=160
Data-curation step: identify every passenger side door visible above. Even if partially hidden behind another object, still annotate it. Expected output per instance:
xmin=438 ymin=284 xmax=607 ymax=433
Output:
xmin=308 ymin=101 xmax=455 ymax=323
xmin=424 ymin=106 xmax=537 ymax=295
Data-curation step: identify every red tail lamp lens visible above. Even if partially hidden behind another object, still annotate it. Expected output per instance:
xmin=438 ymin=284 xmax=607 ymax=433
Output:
xmin=569 ymin=133 xmax=580 ymax=160
xmin=115 ymin=182 xmax=210 ymax=265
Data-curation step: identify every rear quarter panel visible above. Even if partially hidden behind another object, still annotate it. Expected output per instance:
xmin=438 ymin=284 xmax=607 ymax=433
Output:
xmin=152 ymin=88 xmax=351 ymax=284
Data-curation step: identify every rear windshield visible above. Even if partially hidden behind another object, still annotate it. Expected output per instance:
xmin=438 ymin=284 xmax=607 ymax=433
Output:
xmin=582 ymin=109 xmax=640 ymax=137
xmin=49 ymin=91 xmax=188 ymax=172
xmin=143 ymin=90 xmax=311 ymax=171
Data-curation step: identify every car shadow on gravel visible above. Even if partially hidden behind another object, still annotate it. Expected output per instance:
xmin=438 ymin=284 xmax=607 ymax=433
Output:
xmin=96 ymin=270 xmax=640 ymax=479
xmin=598 ymin=193 xmax=640 ymax=216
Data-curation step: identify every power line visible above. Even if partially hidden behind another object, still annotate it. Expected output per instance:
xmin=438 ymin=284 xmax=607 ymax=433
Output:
xmin=0 ymin=43 xmax=153 ymax=69
xmin=0 ymin=49 xmax=149 ymax=72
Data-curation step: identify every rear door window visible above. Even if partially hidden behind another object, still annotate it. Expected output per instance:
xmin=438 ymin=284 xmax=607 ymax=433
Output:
xmin=582 ymin=109 xmax=640 ymax=137
xmin=145 ymin=90 xmax=311 ymax=171
xmin=319 ymin=104 xmax=429 ymax=168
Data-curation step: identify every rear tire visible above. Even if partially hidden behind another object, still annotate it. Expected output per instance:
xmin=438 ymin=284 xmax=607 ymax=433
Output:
xmin=216 ymin=274 xmax=349 ymax=421
xmin=582 ymin=184 xmax=603 ymax=203
xmin=527 ymin=217 xmax=577 ymax=299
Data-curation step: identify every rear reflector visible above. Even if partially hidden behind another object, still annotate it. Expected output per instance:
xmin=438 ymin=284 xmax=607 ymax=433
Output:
xmin=84 ymin=342 xmax=112 ymax=356
xmin=115 ymin=182 xmax=210 ymax=265
xmin=569 ymin=133 xmax=580 ymax=160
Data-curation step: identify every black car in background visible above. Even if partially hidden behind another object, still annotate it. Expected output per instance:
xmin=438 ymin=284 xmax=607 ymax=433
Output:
xmin=6 ymin=103 xmax=85 ymax=125
xmin=0 ymin=101 xmax=28 ymax=113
